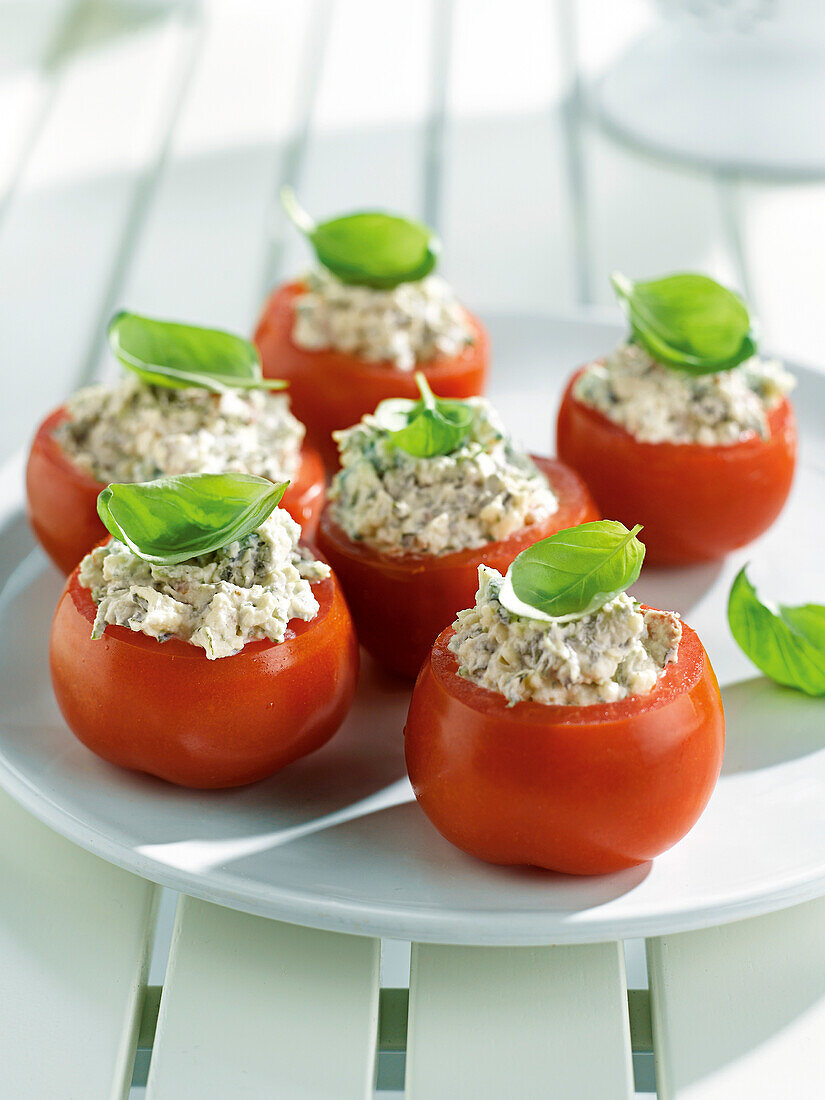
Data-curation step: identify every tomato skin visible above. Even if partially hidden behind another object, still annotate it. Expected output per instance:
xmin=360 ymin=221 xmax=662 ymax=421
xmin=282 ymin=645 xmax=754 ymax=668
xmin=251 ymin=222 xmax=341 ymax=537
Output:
xmin=316 ymin=456 xmax=599 ymax=679
xmin=282 ymin=444 xmax=326 ymax=538
xmin=26 ymin=406 xmax=326 ymax=575
xmin=26 ymin=409 xmax=105 ymax=576
xmin=405 ymin=616 xmax=725 ymax=874
xmin=556 ymin=367 xmax=797 ymax=565
xmin=49 ymin=557 xmax=359 ymax=788
xmin=253 ymin=281 xmax=490 ymax=469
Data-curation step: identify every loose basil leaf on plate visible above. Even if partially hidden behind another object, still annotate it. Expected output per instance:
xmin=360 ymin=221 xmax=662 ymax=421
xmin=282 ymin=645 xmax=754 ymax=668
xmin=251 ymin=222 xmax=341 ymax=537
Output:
xmin=387 ymin=373 xmax=474 ymax=458
xmin=108 ymin=311 xmax=287 ymax=393
xmin=611 ymin=271 xmax=756 ymax=375
xmin=728 ymin=567 xmax=825 ymax=695
xmin=97 ymin=473 xmax=288 ymax=566
xmin=499 ymin=520 xmax=646 ymax=621
xmin=281 ymin=186 xmax=440 ymax=289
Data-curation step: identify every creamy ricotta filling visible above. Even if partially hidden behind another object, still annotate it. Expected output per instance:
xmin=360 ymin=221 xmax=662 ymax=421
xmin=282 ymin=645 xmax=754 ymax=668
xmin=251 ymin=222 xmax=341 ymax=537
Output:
xmin=449 ymin=565 xmax=681 ymax=706
xmin=329 ymin=398 xmax=558 ymax=556
xmin=574 ymin=341 xmax=795 ymax=445
xmin=291 ymin=268 xmax=474 ymax=370
xmin=79 ymin=510 xmax=330 ymax=659
xmin=55 ymin=375 xmax=305 ymax=484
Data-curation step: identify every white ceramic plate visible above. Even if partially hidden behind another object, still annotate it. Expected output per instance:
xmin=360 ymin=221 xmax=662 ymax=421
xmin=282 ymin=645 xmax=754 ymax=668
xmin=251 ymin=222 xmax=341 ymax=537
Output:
xmin=1 ymin=313 xmax=824 ymax=946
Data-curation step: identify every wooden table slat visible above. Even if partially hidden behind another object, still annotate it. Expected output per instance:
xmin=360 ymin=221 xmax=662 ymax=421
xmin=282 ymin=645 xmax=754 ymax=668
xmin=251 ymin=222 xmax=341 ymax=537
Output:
xmin=405 ymin=940 xmax=634 ymax=1099
xmin=147 ymin=895 xmax=381 ymax=1099
xmin=0 ymin=4 xmax=199 ymax=464
xmin=0 ymin=787 xmax=157 ymax=1099
xmin=438 ymin=0 xmax=576 ymax=313
xmin=97 ymin=0 xmax=324 ymax=368
xmin=276 ymin=0 xmax=438 ymax=283
xmin=648 ymin=897 xmax=825 ymax=1099
xmin=0 ymin=0 xmax=80 ymax=224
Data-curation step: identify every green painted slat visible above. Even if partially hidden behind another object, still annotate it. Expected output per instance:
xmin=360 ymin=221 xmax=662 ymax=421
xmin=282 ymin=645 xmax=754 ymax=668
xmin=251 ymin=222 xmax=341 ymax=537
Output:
xmin=137 ymin=985 xmax=163 ymax=1051
xmin=133 ymin=982 xmax=654 ymax=1092
xmin=628 ymin=989 xmax=653 ymax=1053
xmin=378 ymin=988 xmax=410 ymax=1052
xmin=136 ymin=984 xmax=652 ymax=1056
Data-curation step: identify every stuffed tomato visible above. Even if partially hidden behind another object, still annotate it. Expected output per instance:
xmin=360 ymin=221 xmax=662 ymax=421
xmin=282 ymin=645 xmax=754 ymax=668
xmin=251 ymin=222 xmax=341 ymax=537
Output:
xmin=557 ymin=272 xmax=796 ymax=565
xmin=405 ymin=522 xmax=725 ymax=874
xmin=255 ymin=281 xmax=488 ymax=470
xmin=26 ymin=311 xmax=326 ymax=574
xmin=318 ymin=456 xmax=597 ymax=678
xmin=316 ymin=381 xmax=598 ymax=678
xmin=27 ymin=406 xmax=325 ymax=575
xmin=255 ymin=197 xmax=488 ymax=468
xmin=557 ymin=370 xmax=796 ymax=565
xmin=49 ymin=474 xmax=358 ymax=789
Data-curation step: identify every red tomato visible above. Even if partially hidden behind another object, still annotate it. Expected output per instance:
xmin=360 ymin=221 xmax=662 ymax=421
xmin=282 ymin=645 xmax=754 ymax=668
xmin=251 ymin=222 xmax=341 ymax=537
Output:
xmin=50 ymin=555 xmax=359 ymax=788
xmin=253 ymin=281 xmax=490 ymax=469
xmin=405 ymin=615 xmax=725 ymax=874
xmin=315 ymin=456 xmax=599 ymax=678
xmin=556 ymin=367 xmax=797 ymax=565
xmin=26 ymin=406 xmax=326 ymax=575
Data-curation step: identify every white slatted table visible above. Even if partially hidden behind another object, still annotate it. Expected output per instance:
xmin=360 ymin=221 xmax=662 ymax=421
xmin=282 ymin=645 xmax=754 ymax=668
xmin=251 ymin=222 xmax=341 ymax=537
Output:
xmin=1 ymin=2 xmax=824 ymax=1097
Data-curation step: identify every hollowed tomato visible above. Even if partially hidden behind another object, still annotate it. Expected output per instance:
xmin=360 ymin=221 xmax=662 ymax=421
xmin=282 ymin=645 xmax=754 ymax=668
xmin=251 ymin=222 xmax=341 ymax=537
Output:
xmin=253 ymin=281 xmax=490 ymax=469
xmin=50 ymin=556 xmax=359 ymax=788
xmin=315 ymin=456 xmax=599 ymax=678
xmin=405 ymin=615 xmax=724 ymax=875
xmin=26 ymin=406 xmax=326 ymax=575
xmin=556 ymin=367 xmax=797 ymax=565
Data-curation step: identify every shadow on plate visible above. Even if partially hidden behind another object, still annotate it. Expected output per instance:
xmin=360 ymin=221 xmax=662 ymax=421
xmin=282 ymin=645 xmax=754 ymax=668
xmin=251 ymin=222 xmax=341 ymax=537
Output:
xmin=633 ymin=559 xmax=724 ymax=620
xmin=722 ymin=676 xmax=825 ymax=775
xmin=228 ymin=799 xmax=652 ymax=916
xmin=116 ymin=654 xmax=414 ymax=862
xmin=0 ymin=511 xmax=37 ymax=594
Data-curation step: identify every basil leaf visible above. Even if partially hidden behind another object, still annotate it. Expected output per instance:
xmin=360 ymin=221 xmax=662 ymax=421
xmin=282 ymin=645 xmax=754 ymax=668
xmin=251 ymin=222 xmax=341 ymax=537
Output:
xmin=612 ymin=271 xmax=756 ymax=375
xmin=108 ymin=312 xmax=286 ymax=393
xmin=388 ymin=373 xmax=474 ymax=458
xmin=281 ymin=186 xmax=439 ymax=289
xmin=372 ymin=397 xmax=419 ymax=433
xmin=501 ymin=520 xmax=645 ymax=620
xmin=728 ymin=567 xmax=825 ymax=695
xmin=97 ymin=473 xmax=288 ymax=565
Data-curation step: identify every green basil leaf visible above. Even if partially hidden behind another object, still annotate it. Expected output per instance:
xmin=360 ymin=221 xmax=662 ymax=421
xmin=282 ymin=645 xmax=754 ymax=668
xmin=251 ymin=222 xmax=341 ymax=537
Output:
xmin=281 ymin=186 xmax=439 ymax=289
xmin=97 ymin=473 xmax=288 ymax=565
xmin=500 ymin=520 xmax=645 ymax=620
xmin=108 ymin=311 xmax=286 ymax=393
xmin=388 ymin=372 xmax=474 ymax=458
xmin=728 ymin=567 xmax=825 ymax=695
xmin=612 ymin=271 xmax=756 ymax=375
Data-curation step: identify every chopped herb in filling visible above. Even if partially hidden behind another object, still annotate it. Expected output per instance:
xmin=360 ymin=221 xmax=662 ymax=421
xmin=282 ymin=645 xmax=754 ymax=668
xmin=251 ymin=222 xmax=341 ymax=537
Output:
xmin=79 ymin=510 xmax=329 ymax=659
xmin=449 ymin=565 xmax=681 ymax=706
xmin=291 ymin=268 xmax=474 ymax=370
xmin=55 ymin=375 xmax=304 ymax=484
xmin=329 ymin=398 xmax=558 ymax=556
xmin=574 ymin=341 xmax=794 ymax=445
